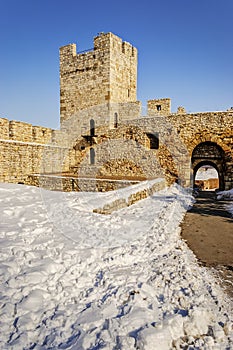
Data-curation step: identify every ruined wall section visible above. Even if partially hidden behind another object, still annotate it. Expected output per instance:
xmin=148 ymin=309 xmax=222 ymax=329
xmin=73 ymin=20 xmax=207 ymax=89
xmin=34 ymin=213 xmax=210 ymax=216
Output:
xmin=124 ymin=116 xmax=189 ymax=186
xmin=72 ymin=124 xmax=164 ymax=181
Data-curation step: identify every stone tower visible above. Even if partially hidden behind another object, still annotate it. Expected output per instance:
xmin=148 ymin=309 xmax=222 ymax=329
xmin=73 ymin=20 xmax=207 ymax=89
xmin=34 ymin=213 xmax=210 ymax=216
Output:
xmin=59 ymin=32 xmax=138 ymax=126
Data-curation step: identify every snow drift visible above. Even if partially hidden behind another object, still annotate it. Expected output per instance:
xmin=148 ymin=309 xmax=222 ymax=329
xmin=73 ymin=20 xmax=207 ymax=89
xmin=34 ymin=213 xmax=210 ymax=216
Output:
xmin=0 ymin=182 xmax=232 ymax=349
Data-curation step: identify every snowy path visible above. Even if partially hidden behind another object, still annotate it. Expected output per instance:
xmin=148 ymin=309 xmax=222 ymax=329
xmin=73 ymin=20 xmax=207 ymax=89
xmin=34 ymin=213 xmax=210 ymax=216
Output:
xmin=0 ymin=183 xmax=232 ymax=349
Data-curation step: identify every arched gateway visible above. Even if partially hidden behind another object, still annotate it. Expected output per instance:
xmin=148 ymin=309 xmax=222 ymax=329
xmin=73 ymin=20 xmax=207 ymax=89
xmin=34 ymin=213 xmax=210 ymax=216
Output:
xmin=192 ymin=142 xmax=225 ymax=190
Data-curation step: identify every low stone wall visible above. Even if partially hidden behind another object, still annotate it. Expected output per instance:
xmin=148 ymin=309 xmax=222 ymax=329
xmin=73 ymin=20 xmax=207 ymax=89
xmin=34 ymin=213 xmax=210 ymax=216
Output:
xmin=27 ymin=175 xmax=140 ymax=192
xmin=93 ymin=178 xmax=166 ymax=214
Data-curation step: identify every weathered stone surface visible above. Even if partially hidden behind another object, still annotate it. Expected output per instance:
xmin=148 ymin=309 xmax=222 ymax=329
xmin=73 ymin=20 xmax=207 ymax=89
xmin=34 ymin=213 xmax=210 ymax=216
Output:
xmin=28 ymin=175 xmax=140 ymax=192
xmin=60 ymin=32 xmax=140 ymax=127
xmin=0 ymin=32 xmax=232 ymax=192
xmin=93 ymin=179 xmax=166 ymax=214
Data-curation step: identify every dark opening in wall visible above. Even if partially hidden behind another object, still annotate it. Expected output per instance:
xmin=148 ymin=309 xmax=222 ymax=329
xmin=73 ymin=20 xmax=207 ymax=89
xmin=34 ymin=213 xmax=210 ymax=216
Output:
xmin=90 ymin=119 xmax=95 ymax=136
xmin=147 ymin=133 xmax=159 ymax=149
xmin=90 ymin=148 xmax=95 ymax=165
xmin=156 ymin=105 xmax=161 ymax=111
xmin=114 ymin=113 xmax=118 ymax=128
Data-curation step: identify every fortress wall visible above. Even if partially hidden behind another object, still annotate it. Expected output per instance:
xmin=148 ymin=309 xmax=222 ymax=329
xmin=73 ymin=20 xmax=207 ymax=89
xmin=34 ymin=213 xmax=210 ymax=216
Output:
xmin=0 ymin=118 xmax=10 ymax=139
xmin=127 ymin=111 xmax=233 ymax=152
xmin=0 ymin=118 xmax=65 ymax=145
xmin=125 ymin=111 xmax=233 ymax=189
xmin=32 ymin=126 xmax=53 ymax=144
xmin=0 ymin=117 xmax=70 ymax=146
xmin=169 ymin=111 xmax=233 ymax=190
xmin=110 ymin=101 xmax=141 ymax=123
xmin=0 ymin=117 xmax=75 ymax=185
xmin=51 ymin=129 xmax=70 ymax=147
xmin=0 ymin=140 xmax=75 ymax=184
xmin=9 ymin=121 xmax=33 ymax=142
xmin=167 ymin=111 xmax=233 ymax=153
xmin=60 ymin=101 xmax=141 ymax=140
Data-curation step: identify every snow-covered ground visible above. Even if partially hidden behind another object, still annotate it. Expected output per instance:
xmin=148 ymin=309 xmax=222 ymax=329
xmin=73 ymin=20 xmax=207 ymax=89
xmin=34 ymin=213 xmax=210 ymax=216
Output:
xmin=0 ymin=182 xmax=232 ymax=349
xmin=217 ymin=188 xmax=233 ymax=217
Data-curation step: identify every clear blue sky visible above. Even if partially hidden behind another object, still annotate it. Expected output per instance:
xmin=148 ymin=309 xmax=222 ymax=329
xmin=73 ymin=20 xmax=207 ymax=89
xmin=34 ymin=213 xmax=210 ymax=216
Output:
xmin=0 ymin=0 xmax=232 ymax=129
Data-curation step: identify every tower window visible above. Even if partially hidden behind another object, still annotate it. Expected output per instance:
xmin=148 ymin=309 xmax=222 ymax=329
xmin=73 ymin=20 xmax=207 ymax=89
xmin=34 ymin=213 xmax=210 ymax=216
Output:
xmin=147 ymin=133 xmax=159 ymax=149
xmin=90 ymin=148 xmax=95 ymax=165
xmin=156 ymin=105 xmax=162 ymax=111
xmin=90 ymin=119 xmax=95 ymax=136
xmin=114 ymin=113 xmax=118 ymax=128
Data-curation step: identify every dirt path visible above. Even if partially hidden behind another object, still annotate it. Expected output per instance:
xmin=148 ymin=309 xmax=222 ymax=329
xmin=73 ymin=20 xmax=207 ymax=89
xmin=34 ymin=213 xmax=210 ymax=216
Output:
xmin=180 ymin=191 xmax=233 ymax=297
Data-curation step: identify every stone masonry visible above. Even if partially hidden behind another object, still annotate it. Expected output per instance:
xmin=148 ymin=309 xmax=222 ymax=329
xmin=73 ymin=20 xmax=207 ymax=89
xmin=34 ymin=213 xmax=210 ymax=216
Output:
xmin=0 ymin=32 xmax=232 ymax=191
xmin=60 ymin=32 xmax=140 ymax=128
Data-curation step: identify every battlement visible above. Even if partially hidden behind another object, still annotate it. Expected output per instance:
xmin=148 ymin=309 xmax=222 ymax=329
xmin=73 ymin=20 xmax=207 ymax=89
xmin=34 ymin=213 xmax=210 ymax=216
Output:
xmin=0 ymin=117 xmax=68 ymax=146
xmin=93 ymin=32 xmax=136 ymax=58
xmin=60 ymin=32 xmax=138 ymax=124
xmin=60 ymin=33 xmax=136 ymax=64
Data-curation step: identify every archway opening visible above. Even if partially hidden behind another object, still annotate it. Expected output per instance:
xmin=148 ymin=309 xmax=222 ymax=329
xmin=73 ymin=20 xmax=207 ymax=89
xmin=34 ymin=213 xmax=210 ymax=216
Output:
xmin=191 ymin=142 xmax=225 ymax=190
xmin=194 ymin=164 xmax=219 ymax=191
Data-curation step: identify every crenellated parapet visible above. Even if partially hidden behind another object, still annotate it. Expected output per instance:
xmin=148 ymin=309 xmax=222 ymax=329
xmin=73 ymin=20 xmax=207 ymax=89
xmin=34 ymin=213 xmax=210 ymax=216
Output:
xmin=60 ymin=32 xmax=138 ymax=124
xmin=0 ymin=117 xmax=69 ymax=146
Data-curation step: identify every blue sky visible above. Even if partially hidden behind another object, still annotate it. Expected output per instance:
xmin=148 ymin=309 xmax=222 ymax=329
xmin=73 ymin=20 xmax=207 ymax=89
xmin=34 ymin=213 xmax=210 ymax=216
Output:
xmin=0 ymin=0 xmax=232 ymax=129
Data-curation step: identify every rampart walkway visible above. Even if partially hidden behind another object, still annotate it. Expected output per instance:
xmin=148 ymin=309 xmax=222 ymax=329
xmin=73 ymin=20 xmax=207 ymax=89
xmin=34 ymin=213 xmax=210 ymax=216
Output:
xmin=181 ymin=191 xmax=233 ymax=297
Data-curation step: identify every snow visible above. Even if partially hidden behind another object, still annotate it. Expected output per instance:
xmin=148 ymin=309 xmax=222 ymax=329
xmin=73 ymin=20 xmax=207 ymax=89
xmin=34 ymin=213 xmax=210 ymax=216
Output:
xmin=0 ymin=182 xmax=232 ymax=349
xmin=217 ymin=188 xmax=233 ymax=201
xmin=216 ymin=188 xmax=233 ymax=217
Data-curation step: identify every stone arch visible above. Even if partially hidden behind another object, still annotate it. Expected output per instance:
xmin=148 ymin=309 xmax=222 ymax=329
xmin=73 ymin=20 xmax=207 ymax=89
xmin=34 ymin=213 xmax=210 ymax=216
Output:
xmin=187 ymin=134 xmax=231 ymax=157
xmin=191 ymin=142 xmax=225 ymax=190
